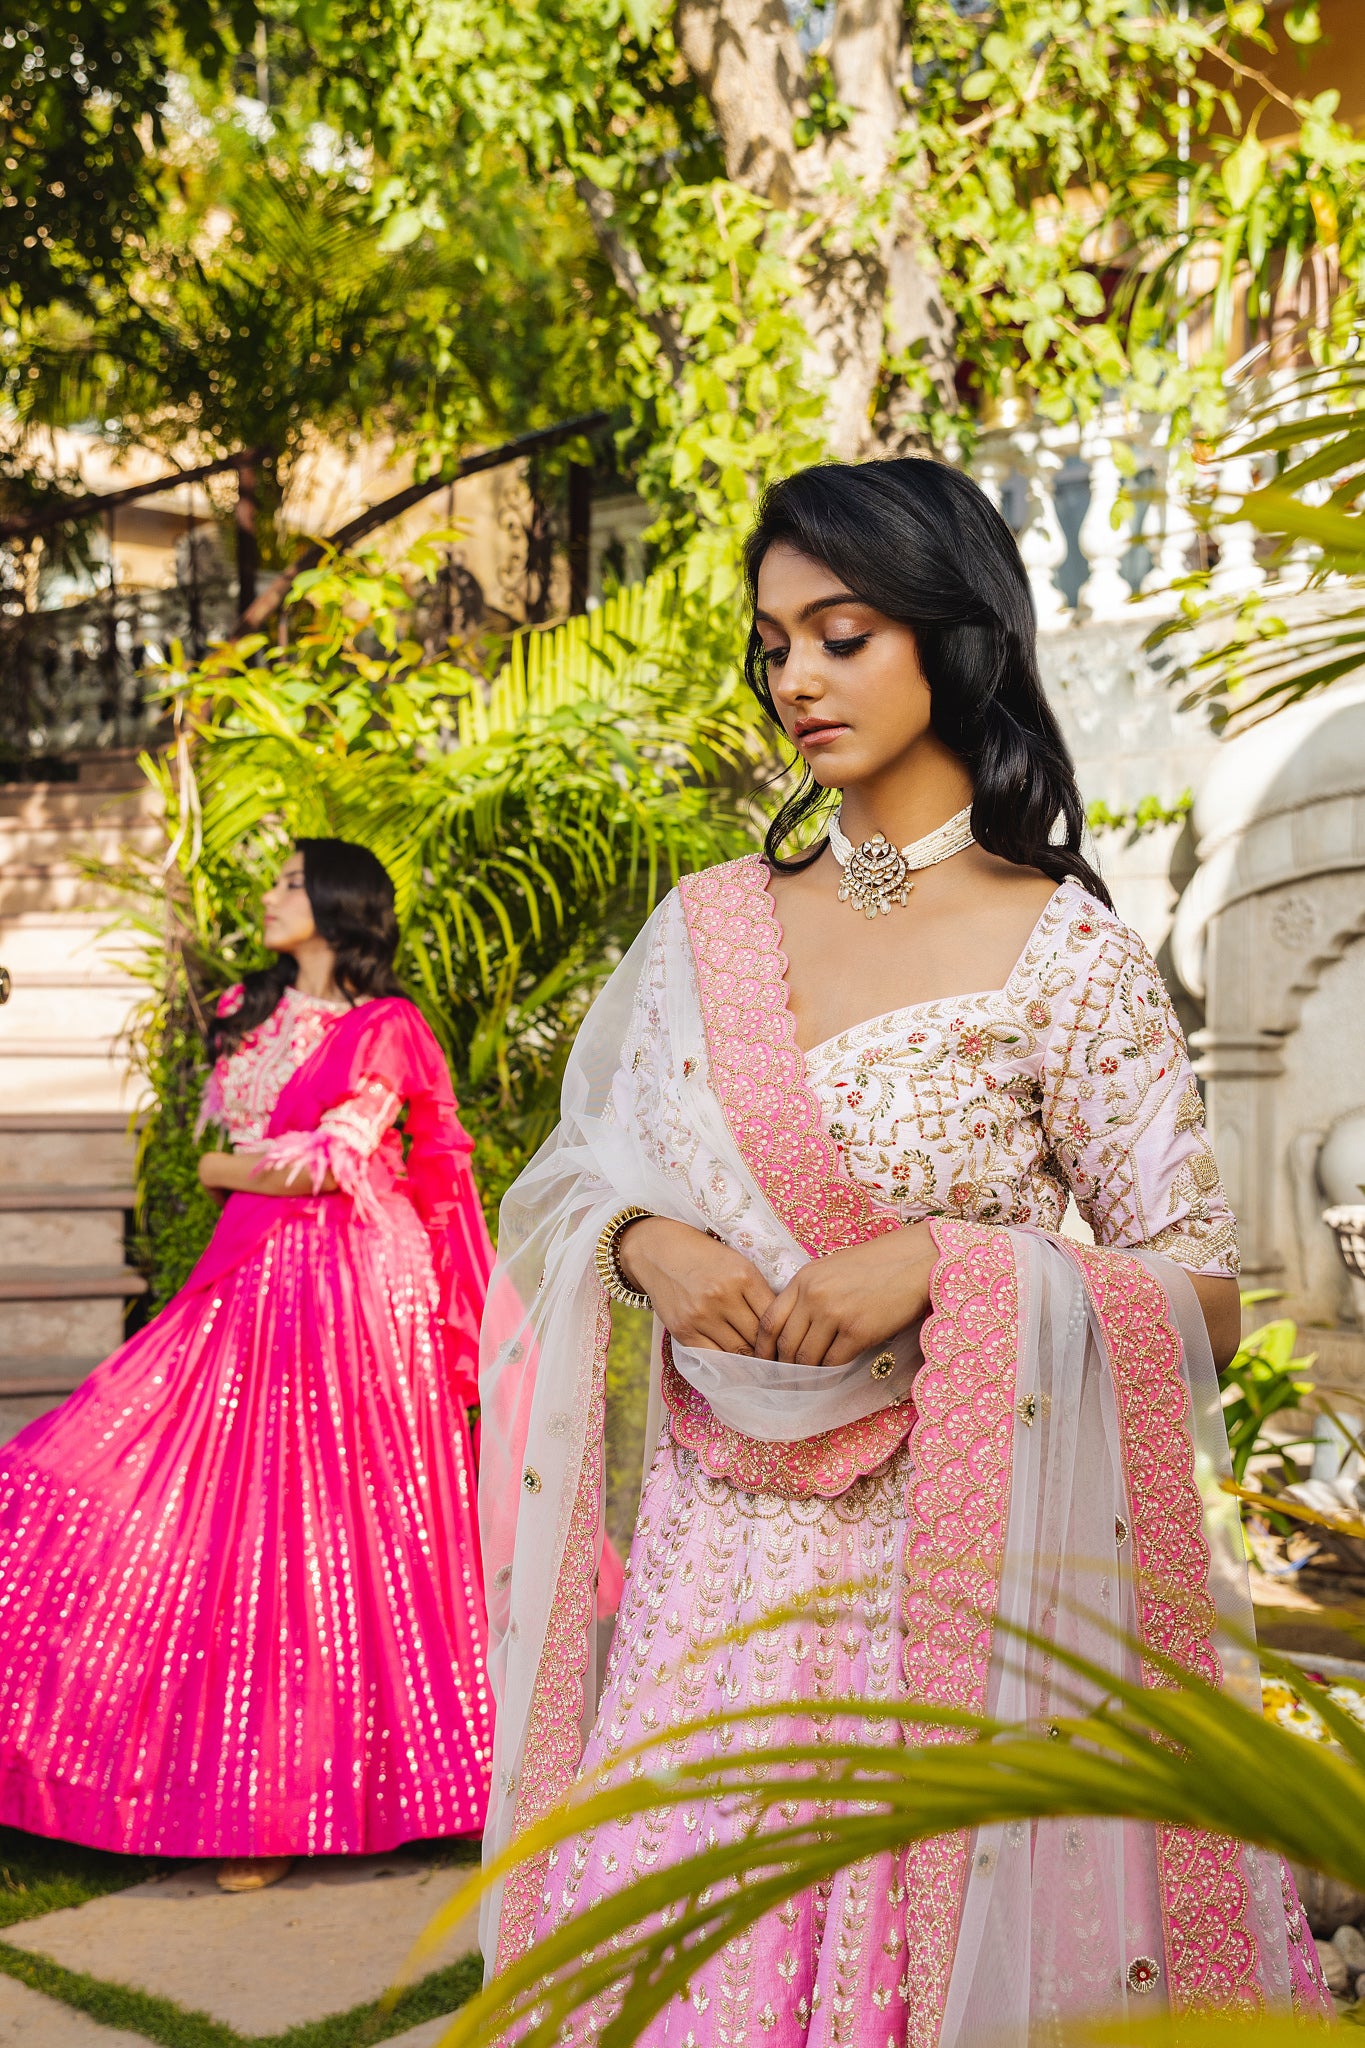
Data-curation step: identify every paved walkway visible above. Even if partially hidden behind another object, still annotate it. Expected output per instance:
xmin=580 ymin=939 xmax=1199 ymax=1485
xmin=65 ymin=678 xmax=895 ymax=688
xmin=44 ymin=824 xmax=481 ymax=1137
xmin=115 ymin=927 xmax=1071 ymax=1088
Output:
xmin=0 ymin=1848 xmax=482 ymax=2045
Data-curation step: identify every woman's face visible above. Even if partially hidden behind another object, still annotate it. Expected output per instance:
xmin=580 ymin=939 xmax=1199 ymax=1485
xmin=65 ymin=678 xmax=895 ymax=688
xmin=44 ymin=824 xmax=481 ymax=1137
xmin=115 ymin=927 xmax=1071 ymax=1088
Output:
xmin=753 ymin=542 xmax=934 ymax=789
xmin=261 ymin=851 xmax=317 ymax=954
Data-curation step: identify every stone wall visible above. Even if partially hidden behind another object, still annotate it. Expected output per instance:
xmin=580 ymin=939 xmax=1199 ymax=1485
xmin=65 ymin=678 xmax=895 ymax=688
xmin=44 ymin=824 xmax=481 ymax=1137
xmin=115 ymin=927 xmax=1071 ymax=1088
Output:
xmin=1039 ymin=616 xmax=1218 ymax=987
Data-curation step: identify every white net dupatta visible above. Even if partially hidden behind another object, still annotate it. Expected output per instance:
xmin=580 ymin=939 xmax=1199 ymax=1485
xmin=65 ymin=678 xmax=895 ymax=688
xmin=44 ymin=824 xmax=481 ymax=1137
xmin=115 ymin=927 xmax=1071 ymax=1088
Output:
xmin=477 ymin=891 xmax=893 ymax=1969
xmin=932 ymin=1234 xmax=1289 ymax=2038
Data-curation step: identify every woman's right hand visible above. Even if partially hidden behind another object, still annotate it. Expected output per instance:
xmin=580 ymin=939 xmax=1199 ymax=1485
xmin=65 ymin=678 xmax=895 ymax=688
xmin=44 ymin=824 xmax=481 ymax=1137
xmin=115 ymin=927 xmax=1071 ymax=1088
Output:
xmin=616 ymin=1216 xmax=776 ymax=1355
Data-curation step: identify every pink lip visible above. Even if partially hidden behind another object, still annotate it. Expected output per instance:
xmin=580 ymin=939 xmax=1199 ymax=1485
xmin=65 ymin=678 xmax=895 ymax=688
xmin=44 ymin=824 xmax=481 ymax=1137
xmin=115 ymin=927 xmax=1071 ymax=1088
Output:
xmin=794 ymin=721 xmax=850 ymax=748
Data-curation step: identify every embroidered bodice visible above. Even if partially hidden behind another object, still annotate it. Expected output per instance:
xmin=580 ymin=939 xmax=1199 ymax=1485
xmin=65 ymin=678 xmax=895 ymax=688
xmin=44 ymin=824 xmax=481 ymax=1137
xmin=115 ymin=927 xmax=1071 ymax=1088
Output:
xmin=201 ymin=986 xmax=353 ymax=1146
xmin=625 ymin=873 xmax=1238 ymax=1278
xmin=803 ymin=879 xmax=1238 ymax=1275
xmin=199 ymin=986 xmax=404 ymax=1209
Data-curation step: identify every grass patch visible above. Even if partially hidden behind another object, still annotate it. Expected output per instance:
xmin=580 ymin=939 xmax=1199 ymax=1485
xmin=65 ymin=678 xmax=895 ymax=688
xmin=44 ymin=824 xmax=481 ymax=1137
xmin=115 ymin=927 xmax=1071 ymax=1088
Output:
xmin=0 ymin=1827 xmax=478 ymax=1932
xmin=0 ymin=1943 xmax=482 ymax=2047
xmin=0 ymin=1827 xmax=170 ymax=1929
xmin=0 ymin=1829 xmax=484 ymax=2044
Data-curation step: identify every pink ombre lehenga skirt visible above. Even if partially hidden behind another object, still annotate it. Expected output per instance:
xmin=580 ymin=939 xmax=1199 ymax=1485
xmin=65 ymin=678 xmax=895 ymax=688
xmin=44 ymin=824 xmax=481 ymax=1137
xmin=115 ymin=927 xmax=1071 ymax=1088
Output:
xmin=0 ymin=1191 xmax=493 ymax=1857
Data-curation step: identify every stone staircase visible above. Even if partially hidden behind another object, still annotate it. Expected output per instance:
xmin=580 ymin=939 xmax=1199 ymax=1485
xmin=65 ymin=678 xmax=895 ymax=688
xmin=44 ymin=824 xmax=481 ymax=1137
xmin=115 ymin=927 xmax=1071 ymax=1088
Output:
xmin=0 ymin=761 xmax=162 ymax=1441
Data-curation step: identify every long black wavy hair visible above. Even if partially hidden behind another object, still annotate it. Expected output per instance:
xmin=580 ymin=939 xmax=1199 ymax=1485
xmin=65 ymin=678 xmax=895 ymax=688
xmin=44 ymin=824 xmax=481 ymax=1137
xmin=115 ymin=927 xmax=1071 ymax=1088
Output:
xmin=209 ymin=837 xmax=406 ymax=1059
xmin=743 ymin=458 xmax=1111 ymax=907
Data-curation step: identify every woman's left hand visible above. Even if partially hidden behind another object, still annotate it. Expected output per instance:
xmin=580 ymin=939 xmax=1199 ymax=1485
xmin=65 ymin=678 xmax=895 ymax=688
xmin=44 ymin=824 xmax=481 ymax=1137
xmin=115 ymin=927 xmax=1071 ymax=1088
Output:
xmin=752 ymin=1220 xmax=938 ymax=1367
xmin=197 ymin=1151 xmax=338 ymax=1199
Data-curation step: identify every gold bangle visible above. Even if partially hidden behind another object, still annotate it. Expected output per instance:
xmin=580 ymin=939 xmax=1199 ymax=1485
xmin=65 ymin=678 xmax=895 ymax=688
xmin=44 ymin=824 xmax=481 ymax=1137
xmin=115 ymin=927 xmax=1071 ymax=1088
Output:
xmin=595 ymin=1206 xmax=655 ymax=1311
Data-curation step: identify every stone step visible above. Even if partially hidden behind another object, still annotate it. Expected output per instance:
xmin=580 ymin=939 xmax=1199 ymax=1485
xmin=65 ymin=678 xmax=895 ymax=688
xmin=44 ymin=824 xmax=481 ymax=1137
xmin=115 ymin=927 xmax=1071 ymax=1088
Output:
xmin=0 ymin=871 xmax=133 ymax=916
xmin=0 ymin=1024 xmax=137 ymax=1056
xmin=0 ymin=1113 xmax=137 ymax=1186
xmin=0 ymin=973 xmax=146 ymax=1014
xmin=0 ymin=1207 xmax=126 ymax=1267
xmin=0 ymin=912 xmax=145 ymax=974
xmin=0 ymin=779 xmax=158 ymax=823
xmin=0 ymin=966 xmax=139 ymax=988
xmin=0 ymin=1054 xmax=147 ymax=1114
xmin=0 ymin=1356 xmax=102 ymax=1395
xmin=4 ymin=1294 xmax=128 ymax=1358
xmin=0 ymin=1265 xmax=147 ymax=1300
xmin=0 ymin=824 xmax=163 ymax=870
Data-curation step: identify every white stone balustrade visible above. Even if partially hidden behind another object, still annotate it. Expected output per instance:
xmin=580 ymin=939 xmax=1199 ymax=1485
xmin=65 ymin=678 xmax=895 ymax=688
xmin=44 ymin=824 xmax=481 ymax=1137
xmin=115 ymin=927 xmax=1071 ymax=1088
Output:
xmin=968 ymin=400 xmax=1284 ymax=633
xmin=1076 ymin=431 xmax=1134 ymax=622
xmin=1016 ymin=437 xmax=1071 ymax=633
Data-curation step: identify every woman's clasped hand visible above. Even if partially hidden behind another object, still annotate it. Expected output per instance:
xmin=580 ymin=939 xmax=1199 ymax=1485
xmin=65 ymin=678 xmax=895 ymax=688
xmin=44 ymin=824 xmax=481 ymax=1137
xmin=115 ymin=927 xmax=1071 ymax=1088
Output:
xmin=617 ymin=1213 xmax=936 ymax=1367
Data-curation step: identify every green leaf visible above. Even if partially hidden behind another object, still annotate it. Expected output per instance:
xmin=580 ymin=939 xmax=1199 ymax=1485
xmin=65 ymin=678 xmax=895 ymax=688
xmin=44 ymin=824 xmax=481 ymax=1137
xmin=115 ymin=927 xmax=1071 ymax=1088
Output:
xmin=1222 ymin=132 xmax=1267 ymax=213
xmin=1062 ymin=271 xmax=1106 ymax=318
xmin=1238 ymin=487 xmax=1365 ymax=563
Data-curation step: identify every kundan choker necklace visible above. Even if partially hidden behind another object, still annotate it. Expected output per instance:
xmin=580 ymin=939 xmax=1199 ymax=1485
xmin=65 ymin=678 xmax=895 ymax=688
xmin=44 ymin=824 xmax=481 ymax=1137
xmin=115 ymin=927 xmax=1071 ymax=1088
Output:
xmin=828 ymin=804 xmax=975 ymax=918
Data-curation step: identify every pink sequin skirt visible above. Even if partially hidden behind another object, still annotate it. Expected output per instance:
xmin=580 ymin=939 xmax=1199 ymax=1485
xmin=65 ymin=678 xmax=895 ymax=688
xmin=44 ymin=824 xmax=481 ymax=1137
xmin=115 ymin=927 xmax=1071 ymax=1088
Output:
xmin=0 ymin=1193 xmax=493 ymax=1857
xmin=533 ymin=1434 xmax=916 ymax=2045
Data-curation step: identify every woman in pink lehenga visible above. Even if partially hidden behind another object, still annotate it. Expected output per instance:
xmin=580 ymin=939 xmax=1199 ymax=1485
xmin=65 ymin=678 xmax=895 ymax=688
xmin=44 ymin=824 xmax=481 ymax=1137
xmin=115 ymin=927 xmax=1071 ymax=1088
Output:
xmin=478 ymin=463 xmax=1331 ymax=2042
xmin=0 ymin=839 xmax=494 ymax=1890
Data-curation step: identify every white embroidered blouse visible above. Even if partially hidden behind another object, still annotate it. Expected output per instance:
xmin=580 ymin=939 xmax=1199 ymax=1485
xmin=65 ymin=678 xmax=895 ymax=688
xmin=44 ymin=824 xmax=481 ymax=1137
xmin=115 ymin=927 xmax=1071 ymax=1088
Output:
xmin=803 ymin=879 xmax=1237 ymax=1275
xmin=629 ymin=877 xmax=1238 ymax=1278
xmin=198 ymin=986 xmax=403 ymax=1205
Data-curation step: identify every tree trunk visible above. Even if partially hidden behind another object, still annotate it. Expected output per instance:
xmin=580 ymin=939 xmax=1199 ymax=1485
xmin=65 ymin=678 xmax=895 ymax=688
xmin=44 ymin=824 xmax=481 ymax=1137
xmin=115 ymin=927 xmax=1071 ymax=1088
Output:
xmin=234 ymin=454 xmax=259 ymax=616
xmin=523 ymin=457 xmax=555 ymax=623
xmin=567 ymin=463 xmax=592 ymax=615
xmin=670 ymin=0 xmax=957 ymax=458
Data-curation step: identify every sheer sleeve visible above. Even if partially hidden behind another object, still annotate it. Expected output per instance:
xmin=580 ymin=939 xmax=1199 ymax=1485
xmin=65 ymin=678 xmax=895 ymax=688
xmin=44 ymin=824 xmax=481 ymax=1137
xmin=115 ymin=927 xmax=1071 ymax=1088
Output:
xmin=258 ymin=1073 xmax=402 ymax=1220
xmin=1037 ymin=908 xmax=1240 ymax=1277
xmin=317 ymin=1078 xmax=404 ymax=1161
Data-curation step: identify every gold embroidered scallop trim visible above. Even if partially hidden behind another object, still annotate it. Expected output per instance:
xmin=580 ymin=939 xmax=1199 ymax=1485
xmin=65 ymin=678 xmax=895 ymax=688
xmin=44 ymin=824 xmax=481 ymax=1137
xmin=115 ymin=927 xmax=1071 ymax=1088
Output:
xmin=1063 ymin=1241 xmax=1262 ymax=2013
xmin=494 ymin=1291 xmax=613 ymax=1976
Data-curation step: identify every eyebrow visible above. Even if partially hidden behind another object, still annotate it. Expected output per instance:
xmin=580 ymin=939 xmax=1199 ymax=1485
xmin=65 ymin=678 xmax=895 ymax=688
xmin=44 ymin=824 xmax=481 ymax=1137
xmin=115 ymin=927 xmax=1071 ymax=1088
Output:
xmin=753 ymin=592 xmax=867 ymax=629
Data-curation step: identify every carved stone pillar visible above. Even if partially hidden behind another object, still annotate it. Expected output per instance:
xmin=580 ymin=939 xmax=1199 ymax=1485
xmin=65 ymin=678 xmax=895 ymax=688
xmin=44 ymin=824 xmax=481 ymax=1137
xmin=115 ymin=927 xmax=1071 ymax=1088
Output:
xmin=1077 ymin=433 xmax=1132 ymax=621
xmin=1143 ymin=445 xmax=1199 ymax=593
xmin=1210 ymin=450 xmax=1261 ymax=596
xmin=1017 ymin=439 xmax=1069 ymax=632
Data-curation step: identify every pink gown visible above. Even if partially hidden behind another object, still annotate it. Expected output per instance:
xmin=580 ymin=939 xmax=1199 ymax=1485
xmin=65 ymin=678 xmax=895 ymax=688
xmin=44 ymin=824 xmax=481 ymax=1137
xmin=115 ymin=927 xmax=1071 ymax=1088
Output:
xmin=0 ymin=985 xmax=495 ymax=1858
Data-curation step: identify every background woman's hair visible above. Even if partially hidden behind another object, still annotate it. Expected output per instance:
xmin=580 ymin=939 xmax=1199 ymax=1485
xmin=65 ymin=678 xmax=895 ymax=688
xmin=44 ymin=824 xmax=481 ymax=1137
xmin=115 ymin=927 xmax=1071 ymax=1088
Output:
xmin=208 ymin=837 xmax=406 ymax=1059
xmin=742 ymin=458 xmax=1112 ymax=908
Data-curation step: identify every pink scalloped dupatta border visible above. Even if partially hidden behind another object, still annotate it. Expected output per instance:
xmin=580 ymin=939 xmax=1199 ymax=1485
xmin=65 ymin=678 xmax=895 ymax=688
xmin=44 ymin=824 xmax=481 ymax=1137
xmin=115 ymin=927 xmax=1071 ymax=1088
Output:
xmin=1063 ymin=1242 xmax=1267 ymax=2015
xmin=677 ymin=856 xmax=896 ymax=1256
xmin=900 ymin=1217 xmax=1021 ymax=2048
xmin=671 ymin=857 xmax=914 ymax=1492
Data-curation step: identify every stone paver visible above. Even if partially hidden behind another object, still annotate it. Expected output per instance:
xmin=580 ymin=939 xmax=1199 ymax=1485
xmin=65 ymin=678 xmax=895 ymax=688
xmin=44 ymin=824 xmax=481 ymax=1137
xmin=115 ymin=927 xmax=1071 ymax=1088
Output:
xmin=0 ymin=1975 xmax=147 ymax=2047
xmin=0 ymin=1395 xmax=66 ymax=1449
xmin=387 ymin=2017 xmax=465 ymax=2048
xmin=9 ymin=1850 xmax=482 ymax=2037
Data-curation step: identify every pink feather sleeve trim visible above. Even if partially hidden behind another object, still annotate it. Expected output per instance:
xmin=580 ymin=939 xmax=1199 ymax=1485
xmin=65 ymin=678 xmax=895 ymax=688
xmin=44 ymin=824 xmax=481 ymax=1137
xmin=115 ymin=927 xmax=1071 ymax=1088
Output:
xmin=195 ymin=1066 xmax=228 ymax=1138
xmin=256 ymin=1129 xmax=383 ymax=1224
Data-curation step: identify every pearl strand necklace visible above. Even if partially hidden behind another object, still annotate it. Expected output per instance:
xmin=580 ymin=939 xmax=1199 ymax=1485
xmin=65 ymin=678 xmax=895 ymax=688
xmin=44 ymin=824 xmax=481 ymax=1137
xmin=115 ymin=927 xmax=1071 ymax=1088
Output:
xmin=827 ymin=804 xmax=975 ymax=919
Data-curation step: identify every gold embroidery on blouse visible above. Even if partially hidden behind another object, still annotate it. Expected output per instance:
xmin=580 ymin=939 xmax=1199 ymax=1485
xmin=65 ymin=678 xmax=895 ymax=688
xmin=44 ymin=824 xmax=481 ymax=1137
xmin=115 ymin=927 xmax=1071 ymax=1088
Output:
xmin=803 ymin=884 xmax=1239 ymax=1275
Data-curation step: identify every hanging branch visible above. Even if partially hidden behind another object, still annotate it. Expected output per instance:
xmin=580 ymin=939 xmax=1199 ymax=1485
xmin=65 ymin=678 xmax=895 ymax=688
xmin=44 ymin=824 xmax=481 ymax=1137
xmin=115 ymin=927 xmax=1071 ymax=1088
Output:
xmin=0 ymin=450 xmax=264 ymax=543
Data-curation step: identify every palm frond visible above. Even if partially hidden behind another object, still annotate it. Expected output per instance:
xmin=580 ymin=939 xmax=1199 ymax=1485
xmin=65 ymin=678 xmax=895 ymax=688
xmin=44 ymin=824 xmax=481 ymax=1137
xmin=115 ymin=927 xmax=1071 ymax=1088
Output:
xmin=1153 ymin=326 xmax=1365 ymax=722
xmin=404 ymin=1617 xmax=1364 ymax=2048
